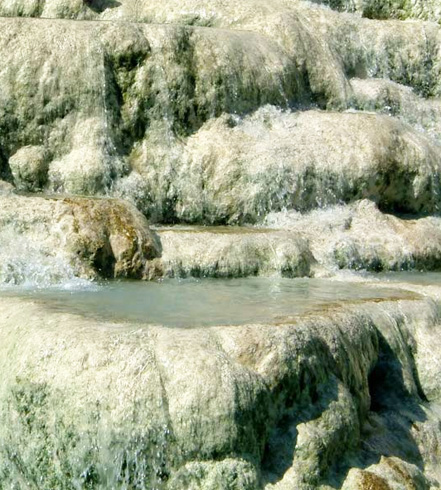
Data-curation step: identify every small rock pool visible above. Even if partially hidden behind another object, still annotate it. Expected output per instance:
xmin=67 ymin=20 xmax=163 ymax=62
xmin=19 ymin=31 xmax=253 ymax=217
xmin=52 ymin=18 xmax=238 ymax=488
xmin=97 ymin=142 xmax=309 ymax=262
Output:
xmin=0 ymin=272 xmax=429 ymax=327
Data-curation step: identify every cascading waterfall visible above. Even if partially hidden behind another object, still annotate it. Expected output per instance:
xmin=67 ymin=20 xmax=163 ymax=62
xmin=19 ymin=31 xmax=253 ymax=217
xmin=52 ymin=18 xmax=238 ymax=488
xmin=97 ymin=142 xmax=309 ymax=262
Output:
xmin=1 ymin=0 xmax=441 ymax=488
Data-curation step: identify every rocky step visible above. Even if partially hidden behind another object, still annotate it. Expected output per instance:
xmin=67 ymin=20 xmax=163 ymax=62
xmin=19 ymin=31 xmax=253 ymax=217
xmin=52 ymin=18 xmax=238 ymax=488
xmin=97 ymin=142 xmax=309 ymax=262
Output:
xmin=3 ymin=192 xmax=441 ymax=285
xmin=131 ymin=109 xmax=441 ymax=225
xmin=0 ymin=192 xmax=159 ymax=284
xmin=0 ymin=286 xmax=440 ymax=488
xmin=153 ymin=200 xmax=441 ymax=279
xmin=350 ymin=77 xmax=441 ymax=143
xmin=314 ymin=0 xmax=441 ymax=23
xmin=2 ymin=9 xmax=441 ymax=211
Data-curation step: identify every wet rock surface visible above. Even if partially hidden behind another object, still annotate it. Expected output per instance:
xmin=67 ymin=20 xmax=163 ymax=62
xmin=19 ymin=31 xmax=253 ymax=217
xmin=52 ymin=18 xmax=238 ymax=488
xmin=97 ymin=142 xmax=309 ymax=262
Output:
xmin=0 ymin=194 xmax=160 ymax=283
xmin=0 ymin=290 xmax=441 ymax=489
xmin=156 ymin=110 xmax=441 ymax=223
xmin=154 ymin=200 xmax=441 ymax=279
xmin=1 ymin=0 xmax=441 ymax=487
xmin=0 ymin=5 xmax=441 ymax=229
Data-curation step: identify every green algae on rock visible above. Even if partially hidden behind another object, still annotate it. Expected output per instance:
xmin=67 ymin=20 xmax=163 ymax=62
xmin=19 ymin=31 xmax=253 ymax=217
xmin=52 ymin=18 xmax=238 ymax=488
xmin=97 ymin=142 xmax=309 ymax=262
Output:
xmin=0 ymin=17 xmax=301 ymax=197
xmin=1 ymin=0 xmax=441 ymax=487
xmin=176 ymin=109 xmax=441 ymax=222
xmin=0 ymin=289 xmax=440 ymax=488
xmin=114 ymin=107 xmax=441 ymax=224
xmin=316 ymin=0 xmax=441 ymax=23
xmin=2 ymin=5 xmax=441 ymax=210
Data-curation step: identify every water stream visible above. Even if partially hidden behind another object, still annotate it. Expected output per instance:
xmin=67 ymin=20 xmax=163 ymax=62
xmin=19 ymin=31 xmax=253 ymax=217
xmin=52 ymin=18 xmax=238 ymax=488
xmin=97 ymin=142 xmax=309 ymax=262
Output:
xmin=2 ymin=0 xmax=441 ymax=486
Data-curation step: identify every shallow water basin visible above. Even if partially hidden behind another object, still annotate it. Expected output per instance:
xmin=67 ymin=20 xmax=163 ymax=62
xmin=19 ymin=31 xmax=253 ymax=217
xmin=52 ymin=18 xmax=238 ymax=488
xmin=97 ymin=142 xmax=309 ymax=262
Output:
xmin=0 ymin=276 xmax=419 ymax=327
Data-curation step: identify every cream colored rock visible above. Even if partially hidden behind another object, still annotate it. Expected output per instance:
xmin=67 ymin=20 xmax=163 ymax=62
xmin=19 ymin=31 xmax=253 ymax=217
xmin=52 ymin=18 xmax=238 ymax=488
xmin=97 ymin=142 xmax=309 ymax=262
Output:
xmin=0 ymin=194 xmax=159 ymax=284
xmin=1 ymin=0 xmax=441 ymax=488
xmin=410 ymin=403 xmax=441 ymax=484
xmin=47 ymin=117 xmax=124 ymax=195
xmin=342 ymin=457 xmax=433 ymax=489
xmin=0 ymin=179 xmax=14 ymax=195
xmin=9 ymin=145 xmax=48 ymax=191
xmin=1 ymin=7 xmax=441 ymax=214
xmin=153 ymin=109 xmax=441 ymax=224
xmin=267 ymin=380 xmax=359 ymax=489
xmin=152 ymin=200 xmax=441 ymax=279
xmin=317 ymin=0 xmax=441 ymax=23
xmin=49 ymin=147 xmax=113 ymax=195
xmin=342 ymin=457 xmax=431 ymax=490
xmin=0 ymin=17 xmax=301 ymax=198
xmin=267 ymin=200 xmax=441 ymax=273
xmin=167 ymin=459 xmax=259 ymax=490
xmin=350 ymin=78 xmax=441 ymax=142
xmin=0 ymin=289 xmax=440 ymax=487
xmin=2 ymin=0 xmax=439 ymax=101
xmin=342 ymin=468 xmax=392 ymax=490
xmin=154 ymin=226 xmax=313 ymax=278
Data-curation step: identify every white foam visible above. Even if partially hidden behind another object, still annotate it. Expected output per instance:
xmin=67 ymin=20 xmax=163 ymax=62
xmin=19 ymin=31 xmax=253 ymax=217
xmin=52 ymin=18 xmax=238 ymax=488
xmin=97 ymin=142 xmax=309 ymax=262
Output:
xmin=0 ymin=229 xmax=95 ymax=291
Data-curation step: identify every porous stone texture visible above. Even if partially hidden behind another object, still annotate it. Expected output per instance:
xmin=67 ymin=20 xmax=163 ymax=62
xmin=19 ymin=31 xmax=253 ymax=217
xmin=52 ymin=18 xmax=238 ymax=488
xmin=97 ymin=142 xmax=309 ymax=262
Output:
xmin=0 ymin=17 xmax=301 ymax=198
xmin=2 ymin=0 xmax=441 ymax=28
xmin=267 ymin=200 xmax=441 ymax=273
xmin=153 ymin=226 xmax=314 ymax=279
xmin=350 ymin=78 xmax=441 ymax=142
xmin=341 ymin=456 xmax=433 ymax=489
xmin=9 ymin=145 xmax=48 ymax=191
xmin=1 ymin=0 xmax=441 ymax=487
xmin=158 ymin=109 xmax=441 ymax=223
xmin=153 ymin=200 xmax=441 ymax=279
xmin=0 ymin=290 xmax=441 ymax=488
xmin=0 ymin=194 xmax=159 ymax=284
xmin=1 ymin=5 xmax=441 ymax=224
xmin=315 ymin=0 xmax=441 ymax=23
xmin=0 ymin=179 xmax=14 ymax=195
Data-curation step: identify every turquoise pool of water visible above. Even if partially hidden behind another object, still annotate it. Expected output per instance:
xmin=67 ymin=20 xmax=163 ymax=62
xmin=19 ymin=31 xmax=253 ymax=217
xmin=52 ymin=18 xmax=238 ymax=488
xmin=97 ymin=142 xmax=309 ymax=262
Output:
xmin=0 ymin=274 xmax=422 ymax=327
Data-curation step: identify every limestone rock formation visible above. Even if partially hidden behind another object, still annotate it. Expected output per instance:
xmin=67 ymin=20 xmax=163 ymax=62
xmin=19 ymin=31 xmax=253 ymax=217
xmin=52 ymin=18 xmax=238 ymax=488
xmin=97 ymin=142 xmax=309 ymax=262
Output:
xmin=316 ymin=0 xmax=441 ymax=23
xmin=1 ymin=0 xmax=441 ymax=487
xmin=9 ymin=145 xmax=48 ymax=191
xmin=168 ymin=109 xmax=441 ymax=223
xmin=154 ymin=200 xmax=441 ymax=278
xmin=342 ymin=457 xmax=433 ymax=490
xmin=0 ymin=289 xmax=441 ymax=488
xmin=1 ymin=4 xmax=441 ymax=227
xmin=267 ymin=199 xmax=441 ymax=273
xmin=0 ymin=194 xmax=160 ymax=284
xmin=153 ymin=226 xmax=314 ymax=279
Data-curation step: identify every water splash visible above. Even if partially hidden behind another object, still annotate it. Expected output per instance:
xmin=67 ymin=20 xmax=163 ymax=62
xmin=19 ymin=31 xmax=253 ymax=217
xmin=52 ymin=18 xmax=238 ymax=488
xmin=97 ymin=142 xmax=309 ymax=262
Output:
xmin=0 ymin=229 xmax=93 ymax=291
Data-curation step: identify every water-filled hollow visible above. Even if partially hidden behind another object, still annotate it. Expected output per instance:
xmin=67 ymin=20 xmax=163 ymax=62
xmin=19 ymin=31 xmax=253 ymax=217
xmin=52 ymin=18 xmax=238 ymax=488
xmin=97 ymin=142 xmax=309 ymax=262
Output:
xmin=0 ymin=274 xmax=422 ymax=327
